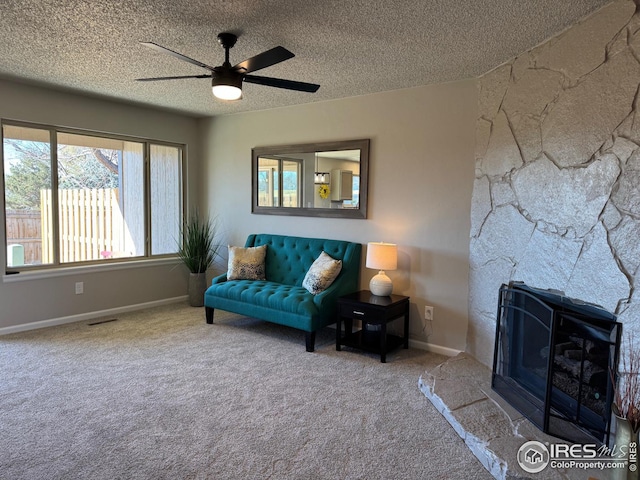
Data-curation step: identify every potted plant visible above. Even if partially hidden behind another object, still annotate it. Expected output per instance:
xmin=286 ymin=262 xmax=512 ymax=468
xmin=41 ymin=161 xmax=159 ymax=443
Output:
xmin=177 ymin=210 xmax=220 ymax=307
xmin=612 ymin=334 xmax=640 ymax=479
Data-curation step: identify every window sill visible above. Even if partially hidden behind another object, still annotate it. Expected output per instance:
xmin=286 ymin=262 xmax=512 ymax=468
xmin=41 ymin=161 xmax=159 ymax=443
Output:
xmin=3 ymin=257 xmax=181 ymax=283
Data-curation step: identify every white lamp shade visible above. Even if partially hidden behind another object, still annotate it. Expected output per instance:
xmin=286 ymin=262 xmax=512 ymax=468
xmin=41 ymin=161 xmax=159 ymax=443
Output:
xmin=366 ymin=242 xmax=397 ymax=296
xmin=314 ymin=172 xmax=330 ymax=184
xmin=366 ymin=242 xmax=397 ymax=271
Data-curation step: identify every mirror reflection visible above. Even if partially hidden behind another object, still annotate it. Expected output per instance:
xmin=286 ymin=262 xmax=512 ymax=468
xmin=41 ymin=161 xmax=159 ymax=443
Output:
xmin=252 ymin=139 xmax=369 ymax=219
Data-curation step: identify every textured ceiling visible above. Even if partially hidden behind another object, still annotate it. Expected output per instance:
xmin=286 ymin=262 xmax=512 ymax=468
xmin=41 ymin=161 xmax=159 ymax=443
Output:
xmin=0 ymin=0 xmax=613 ymax=118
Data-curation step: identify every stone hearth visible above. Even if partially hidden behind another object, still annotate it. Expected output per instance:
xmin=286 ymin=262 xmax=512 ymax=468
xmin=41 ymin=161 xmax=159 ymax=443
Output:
xmin=419 ymin=353 xmax=615 ymax=480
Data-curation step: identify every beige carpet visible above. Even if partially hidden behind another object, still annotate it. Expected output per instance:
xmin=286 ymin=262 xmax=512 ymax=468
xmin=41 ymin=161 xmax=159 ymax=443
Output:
xmin=0 ymin=302 xmax=492 ymax=480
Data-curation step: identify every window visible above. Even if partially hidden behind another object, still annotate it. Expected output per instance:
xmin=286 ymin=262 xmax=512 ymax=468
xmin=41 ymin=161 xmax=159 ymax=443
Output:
xmin=2 ymin=122 xmax=184 ymax=271
xmin=257 ymin=156 xmax=302 ymax=208
xmin=281 ymin=159 xmax=302 ymax=208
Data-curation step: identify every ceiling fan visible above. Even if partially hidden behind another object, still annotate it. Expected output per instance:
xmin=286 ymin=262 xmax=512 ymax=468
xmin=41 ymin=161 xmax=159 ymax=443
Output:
xmin=137 ymin=32 xmax=320 ymax=101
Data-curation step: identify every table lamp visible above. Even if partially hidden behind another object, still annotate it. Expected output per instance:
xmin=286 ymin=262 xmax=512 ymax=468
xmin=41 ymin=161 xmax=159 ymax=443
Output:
xmin=366 ymin=242 xmax=397 ymax=296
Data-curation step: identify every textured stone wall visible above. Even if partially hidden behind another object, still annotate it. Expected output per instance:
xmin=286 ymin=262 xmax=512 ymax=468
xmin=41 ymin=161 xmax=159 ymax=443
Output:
xmin=468 ymin=0 xmax=640 ymax=367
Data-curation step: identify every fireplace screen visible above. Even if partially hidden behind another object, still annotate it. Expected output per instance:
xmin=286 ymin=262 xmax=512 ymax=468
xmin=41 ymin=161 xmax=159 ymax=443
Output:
xmin=492 ymin=282 xmax=622 ymax=445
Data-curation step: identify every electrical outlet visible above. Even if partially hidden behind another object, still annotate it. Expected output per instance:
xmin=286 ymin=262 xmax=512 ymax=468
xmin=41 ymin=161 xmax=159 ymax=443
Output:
xmin=424 ymin=305 xmax=434 ymax=321
xmin=75 ymin=282 xmax=84 ymax=295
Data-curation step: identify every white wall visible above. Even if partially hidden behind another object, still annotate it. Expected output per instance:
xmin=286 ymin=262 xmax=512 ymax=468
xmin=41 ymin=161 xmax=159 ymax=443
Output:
xmin=0 ymin=79 xmax=201 ymax=329
xmin=201 ymin=81 xmax=477 ymax=352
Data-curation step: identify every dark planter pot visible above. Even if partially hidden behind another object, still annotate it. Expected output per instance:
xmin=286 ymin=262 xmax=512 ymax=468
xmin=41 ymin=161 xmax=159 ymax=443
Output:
xmin=188 ymin=272 xmax=207 ymax=307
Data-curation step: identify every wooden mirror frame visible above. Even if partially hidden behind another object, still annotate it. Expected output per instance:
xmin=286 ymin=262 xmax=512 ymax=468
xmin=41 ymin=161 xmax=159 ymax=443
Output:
xmin=251 ymin=139 xmax=369 ymax=219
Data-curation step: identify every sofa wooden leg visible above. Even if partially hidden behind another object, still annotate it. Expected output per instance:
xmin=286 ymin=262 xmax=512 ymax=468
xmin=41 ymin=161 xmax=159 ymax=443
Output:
xmin=305 ymin=331 xmax=316 ymax=352
xmin=205 ymin=307 xmax=214 ymax=324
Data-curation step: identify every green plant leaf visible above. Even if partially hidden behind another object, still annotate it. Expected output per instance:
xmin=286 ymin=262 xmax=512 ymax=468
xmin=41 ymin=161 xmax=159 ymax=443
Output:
xmin=176 ymin=210 xmax=220 ymax=273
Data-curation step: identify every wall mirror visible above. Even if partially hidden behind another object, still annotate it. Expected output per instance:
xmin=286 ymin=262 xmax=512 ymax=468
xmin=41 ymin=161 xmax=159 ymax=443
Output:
xmin=251 ymin=139 xmax=369 ymax=219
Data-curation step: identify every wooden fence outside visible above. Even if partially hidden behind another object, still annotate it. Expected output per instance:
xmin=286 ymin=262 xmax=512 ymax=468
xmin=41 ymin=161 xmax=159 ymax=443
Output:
xmin=5 ymin=188 xmax=123 ymax=265
xmin=44 ymin=188 xmax=123 ymax=263
xmin=5 ymin=209 xmax=42 ymax=265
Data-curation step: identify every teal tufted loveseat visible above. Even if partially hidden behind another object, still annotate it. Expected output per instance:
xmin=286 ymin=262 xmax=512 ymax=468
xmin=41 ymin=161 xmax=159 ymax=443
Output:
xmin=204 ymin=233 xmax=362 ymax=352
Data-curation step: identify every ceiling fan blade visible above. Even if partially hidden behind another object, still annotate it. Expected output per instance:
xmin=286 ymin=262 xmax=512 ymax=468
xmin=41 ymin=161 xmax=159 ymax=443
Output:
xmin=234 ymin=46 xmax=294 ymax=73
xmin=244 ymin=75 xmax=320 ymax=93
xmin=140 ymin=42 xmax=216 ymax=71
xmin=136 ymin=74 xmax=211 ymax=82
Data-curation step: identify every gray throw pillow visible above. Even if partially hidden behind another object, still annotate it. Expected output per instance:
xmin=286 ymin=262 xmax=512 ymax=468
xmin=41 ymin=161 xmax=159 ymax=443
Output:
xmin=302 ymin=251 xmax=342 ymax=295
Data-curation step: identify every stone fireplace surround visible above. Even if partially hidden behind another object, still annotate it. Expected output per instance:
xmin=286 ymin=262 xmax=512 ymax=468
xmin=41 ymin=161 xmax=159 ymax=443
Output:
xmin=467 ymin=0 xmax=640 ymax=370
xmin=424 ymin=2 xmax=640 ymax=478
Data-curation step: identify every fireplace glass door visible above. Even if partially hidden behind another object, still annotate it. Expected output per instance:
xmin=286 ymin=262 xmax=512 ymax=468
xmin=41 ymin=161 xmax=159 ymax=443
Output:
xmin=492 ymin=282 xmax=622 ymax=445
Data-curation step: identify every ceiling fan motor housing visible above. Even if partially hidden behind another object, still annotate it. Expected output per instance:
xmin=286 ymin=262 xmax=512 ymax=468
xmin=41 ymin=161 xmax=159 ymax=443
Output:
xmin=212 ymin=66 xmax=243 ymax=89
xmin=211 ymin=65 xmax=243 ymax=100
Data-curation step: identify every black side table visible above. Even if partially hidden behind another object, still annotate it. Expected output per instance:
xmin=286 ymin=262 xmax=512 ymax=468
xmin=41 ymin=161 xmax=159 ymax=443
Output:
xmin=336 ymin=290 xmax=410 ymax=363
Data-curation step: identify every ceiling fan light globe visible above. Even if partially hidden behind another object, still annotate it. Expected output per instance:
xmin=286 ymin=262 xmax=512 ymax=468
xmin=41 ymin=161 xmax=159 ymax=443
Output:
xmin=212 ymin=84 xmax=242 ymax=100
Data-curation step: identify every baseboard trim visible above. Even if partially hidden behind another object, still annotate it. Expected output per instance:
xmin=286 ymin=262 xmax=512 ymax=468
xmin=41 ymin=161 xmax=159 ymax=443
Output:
xmin=0 ymin=296 xmax=188 ymax=335
xmin=2 ymin=305 xmax=466 ymax=358
xmin=409 ymin=338 xmax=462 ymax=357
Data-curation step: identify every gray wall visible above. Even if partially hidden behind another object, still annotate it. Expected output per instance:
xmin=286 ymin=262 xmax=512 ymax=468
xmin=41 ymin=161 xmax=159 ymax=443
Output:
xmin=468 ymin=0 xmax=640 ymax=366
xmin=0 ymin=79 xmax=200 ymax=329
xmin=201 ymin=81 xmax=477 ymax=352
